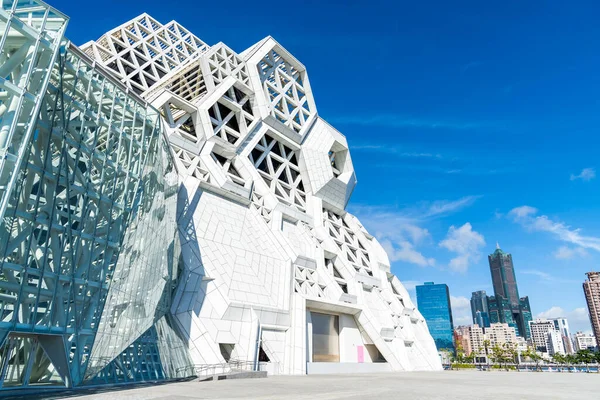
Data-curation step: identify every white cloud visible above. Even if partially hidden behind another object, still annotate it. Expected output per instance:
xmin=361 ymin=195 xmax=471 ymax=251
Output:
xmin=439 ymin=223 xmax=486 ymax=273
xmin=553 ymin=246 xmax=588 ymax=260
xmin=521 ymin=269 xmax=556 ymax=282
xmin=451 ymin=295 xmax=472 ymax=326
xmin=381 ymin=240 xmax=435 ymax=267
xmin=350 ymin=145 xmax=442 ymax=159
xmin=535 ymin=306 xmax=591 ymax=334
xmin=509 ymin=206 xmax=600 ymax=252
xmin=423 ymin=196 xmax=481 ymax=218
xmin=351 ymin=197 xmax=481 ymax=269
xmin=350 ymin=196 xmax=481 ymax=267
xmin=521 ymin=269 xmax=580 ymax=285
xmin=508 ymin=205 xmax=538 ymax=218
xmin=570 ymin=167 xmax=596 ymax=181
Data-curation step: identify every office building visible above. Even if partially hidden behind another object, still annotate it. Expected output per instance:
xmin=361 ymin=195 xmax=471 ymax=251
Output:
xmin=417 ymin=283 xmax=455 ymax=352
xmin=487 ymin=244 xmax=532 ymax=338
xmin=469 ymin=324 xmax=487 ymax=362
xmin=574 ymin=332 xmax=597 ymax=351
xmin=485 ymin=323 xmax=518 ymax=348
xmin=551 ymin=318 xmax=574 ymax=354
xmin=529 ymin=319 xmax=557 ymax=353
xmin=470 ymin=291 xmax=491 ymax=328
xmin=459 ymin=323 xmax=519 ymax=363
xmin=546 ymin=330 xmax=566 ymax=356
xmin=583 ymin=272 xmax=600 ymax=346
xmin=0 ymin=0 xmax=442 ymax=392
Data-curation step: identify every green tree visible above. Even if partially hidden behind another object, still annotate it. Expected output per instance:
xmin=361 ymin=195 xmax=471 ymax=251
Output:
xmin=465 ymin=352 xmax=476 ymax=364
xmin=504 ymin=343 xmax=518 ymax=366
xmin=552 ymin=353 xmax=565 ymax=372
xmin=576 ymin=349 xmax=595 ymax=372
xmin=490 ymin=344 xmax=512 ymax=369
xmin=565 ymin=354 xmax=577 ymax=372
xmin=522 ymin=347 xmax=543 ymax=371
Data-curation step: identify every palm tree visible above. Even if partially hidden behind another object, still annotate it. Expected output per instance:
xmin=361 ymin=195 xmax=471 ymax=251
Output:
xmin=464 ymin=351 xmax=476 ymax=364
xmin=483 ymin=340 xmax=491 ymax=370
xmin=565 ymin=354 xmax=577 ymax=372
xmin=552 ymin=353 xmax=565 ymax=372
xmin=522 ymin=347 xmax=543 ymax=371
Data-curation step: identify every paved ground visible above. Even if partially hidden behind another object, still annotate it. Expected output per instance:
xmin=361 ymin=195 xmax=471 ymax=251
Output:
xmin=37 ymin=371 xmax=600 ymax=399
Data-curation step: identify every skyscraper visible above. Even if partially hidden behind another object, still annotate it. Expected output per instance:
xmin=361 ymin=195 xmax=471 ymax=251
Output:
xmin=552 ymin=318 xmax=574 ymax=354
xmin=583 ymin=272 xmax=600 ymax=346
xmin=416 ymin=282 xmax=455 ymax=352
xmin=489 ymin=244 xmax=520 ymax=305
xmin=487 ymin=244 xmax=532 ymax=338
xmin=470 ymin=290 xmax=490 ymax=327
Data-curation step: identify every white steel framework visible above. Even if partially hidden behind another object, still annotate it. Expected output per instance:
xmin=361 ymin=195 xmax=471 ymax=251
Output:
xmin=0 ymin=0 xmax=441 ymax=392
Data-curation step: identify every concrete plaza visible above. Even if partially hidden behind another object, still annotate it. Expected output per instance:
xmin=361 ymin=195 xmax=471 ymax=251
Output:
xmin=48 ymin=370 xmax=600 ymax=399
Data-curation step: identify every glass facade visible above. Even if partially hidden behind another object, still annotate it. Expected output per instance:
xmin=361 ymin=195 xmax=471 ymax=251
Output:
xmin=470 ymin=290 xmax=490 ymax=328
xmin=487 ymin=246 xmax=531 ymax=338
xmin=488 ymin=247 xmax=520 ymax=305
xmin=0 ymin=0 xmax=192 ymax=390
xmin=416 ymin=282 xmax=454 ymax=352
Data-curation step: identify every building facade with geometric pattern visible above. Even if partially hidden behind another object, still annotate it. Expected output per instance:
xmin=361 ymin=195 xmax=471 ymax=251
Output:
xmin=0 ymin=0 xmax=440 ymax=392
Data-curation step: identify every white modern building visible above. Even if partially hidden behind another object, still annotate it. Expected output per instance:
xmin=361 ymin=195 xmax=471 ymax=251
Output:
xmin=80 ymin=13 xmax=442 ymax=375
xmin=551 ymin=318 xmax=573 ymax=354
xmin=546 ymin=330 xmax=565 ymax=356
xmin=0 ymin=0 xmax=441 ymax=392
xmin=574 ymin=332 xmax=597 ymax=351
xmin=529 ymin=319 xmax=556 ymax=353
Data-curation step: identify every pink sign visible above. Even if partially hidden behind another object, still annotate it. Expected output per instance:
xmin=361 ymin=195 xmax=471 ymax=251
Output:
xmin=357 ymin=345 xmax=364 ymax=363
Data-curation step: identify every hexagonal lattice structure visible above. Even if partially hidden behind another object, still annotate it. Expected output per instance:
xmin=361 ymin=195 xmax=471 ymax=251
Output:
xmin=0 ymin=1 xmax=441 ymax=393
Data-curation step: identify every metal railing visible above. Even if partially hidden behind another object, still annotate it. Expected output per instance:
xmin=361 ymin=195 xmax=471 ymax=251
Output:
xmin=443 ymin=362 xmax=600 ymax=372
xmin=176 ymin=359 xmax=257 ymax=378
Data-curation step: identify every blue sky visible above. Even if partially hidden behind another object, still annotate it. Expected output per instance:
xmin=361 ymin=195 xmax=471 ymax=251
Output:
xmin=52 ymin=0 xmax=600 ymax=333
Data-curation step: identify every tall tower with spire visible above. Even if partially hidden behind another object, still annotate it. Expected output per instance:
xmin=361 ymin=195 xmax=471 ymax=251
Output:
xmin=488 ymin=245 xmax=520 ymax=305
xmin=487 ymin=244 xmax=532 ymax=338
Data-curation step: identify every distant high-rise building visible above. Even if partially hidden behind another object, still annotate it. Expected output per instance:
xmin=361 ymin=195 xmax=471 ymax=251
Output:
xmin=489 ymin=243 xmax=520 ymax=304
xmin=487 ymin=244 xmax=532 ymax=338
xmin=485 ymin=323 xmax=518 ymax=349
xmin=470 ymin=291 xmax=490 ymax=328
xmin=469 ymin=324 xmax=486 ymax=362
xmin=529 ymin=319 xmax=556 ymax=353
xmin=474 ymin=311 xmax=491 ymax=328
xmin=551 ymin=318 xmax=574 ymax=354
xmin=416 ymin=282 xmax=455 ymax=352
xmin=583 ymin=272 xmax=600 ymax=346
xmin=574 ymin=331 xmax=597 ymax=351
xmin=458 ymin=323 xmax=520 ymax=364
xmin=546 ymin=330 xmax=566 ymax=356
xmin=454 ymin=326 xmax=472 ymax=355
